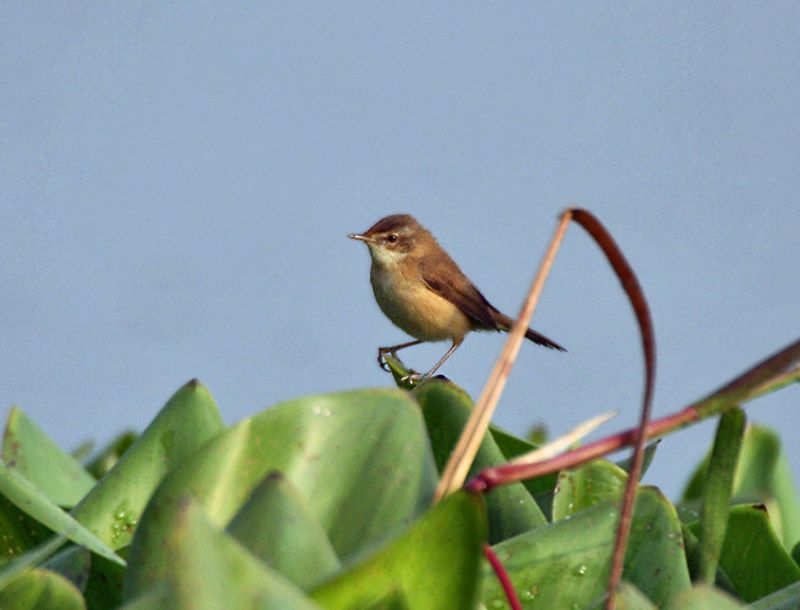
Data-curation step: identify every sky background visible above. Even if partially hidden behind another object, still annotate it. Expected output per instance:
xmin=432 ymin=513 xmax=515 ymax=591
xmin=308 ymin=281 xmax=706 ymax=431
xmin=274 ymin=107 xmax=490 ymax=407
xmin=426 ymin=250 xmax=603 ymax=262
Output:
xmin=2 ymin=3 xmax=798 ymax=499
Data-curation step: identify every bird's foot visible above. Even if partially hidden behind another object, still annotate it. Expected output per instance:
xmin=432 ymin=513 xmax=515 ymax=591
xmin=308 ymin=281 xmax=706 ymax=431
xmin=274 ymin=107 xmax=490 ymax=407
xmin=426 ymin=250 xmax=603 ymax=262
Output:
xmin=377 ymin=348 xmax=394 ymax=372
xmin=400 ymin=372 xmax=427 ymax=385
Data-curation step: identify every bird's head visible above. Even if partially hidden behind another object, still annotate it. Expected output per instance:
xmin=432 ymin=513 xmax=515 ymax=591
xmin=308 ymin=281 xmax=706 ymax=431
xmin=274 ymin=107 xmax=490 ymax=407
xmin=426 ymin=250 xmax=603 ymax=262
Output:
xmin=348 ymin=214 xmax=433 ymax=266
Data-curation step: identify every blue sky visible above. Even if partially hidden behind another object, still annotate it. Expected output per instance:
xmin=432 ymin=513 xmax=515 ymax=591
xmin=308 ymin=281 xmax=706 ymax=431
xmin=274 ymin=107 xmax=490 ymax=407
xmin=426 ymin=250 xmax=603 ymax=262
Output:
xmin=2 ymin=3 xmax=798 ymax=498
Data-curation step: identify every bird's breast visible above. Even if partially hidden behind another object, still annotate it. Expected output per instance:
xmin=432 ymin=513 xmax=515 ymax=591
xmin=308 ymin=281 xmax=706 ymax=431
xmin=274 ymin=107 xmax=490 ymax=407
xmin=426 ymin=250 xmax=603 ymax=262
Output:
xmin=369 ymin=262 xmax=470 ymax=341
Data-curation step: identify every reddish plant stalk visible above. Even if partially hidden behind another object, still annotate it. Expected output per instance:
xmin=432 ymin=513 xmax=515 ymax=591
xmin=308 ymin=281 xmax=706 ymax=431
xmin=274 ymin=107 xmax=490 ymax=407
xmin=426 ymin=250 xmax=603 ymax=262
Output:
xmin=483 ymin=543 xmax=522 ymax=610
xmin=467 ymin=403 xmax=700 ymax=493
xmin=566 ymin=210 xmax=657 ymax=610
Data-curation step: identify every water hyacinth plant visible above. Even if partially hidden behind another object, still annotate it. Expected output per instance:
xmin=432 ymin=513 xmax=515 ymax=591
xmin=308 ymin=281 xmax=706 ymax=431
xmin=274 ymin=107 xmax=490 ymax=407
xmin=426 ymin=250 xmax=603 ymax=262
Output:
xmin=1 ymin=209 xmax=798 ymax=610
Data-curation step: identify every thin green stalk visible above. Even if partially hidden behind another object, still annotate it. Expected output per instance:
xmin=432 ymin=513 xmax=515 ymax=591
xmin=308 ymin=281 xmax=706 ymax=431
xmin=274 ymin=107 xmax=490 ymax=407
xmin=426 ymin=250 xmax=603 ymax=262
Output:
xmin=696 ymin=407 xmax=746 ymax=583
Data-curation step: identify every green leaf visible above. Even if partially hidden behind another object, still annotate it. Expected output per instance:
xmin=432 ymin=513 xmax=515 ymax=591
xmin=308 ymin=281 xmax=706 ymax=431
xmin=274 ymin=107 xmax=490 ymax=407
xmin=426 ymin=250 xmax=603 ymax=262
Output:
xmin=551 ymin=462 xmax=691 ymax=607
xmin=689 ymin=505 xmax=800 ymax=602
xmin=3 ymin=407 xmax=95 ymax=508
xmin=0 ymin=492 xmax=52 ymax=561
xmin=70 ymin=380 xmax=224 ymax=550
xmin=227 ymin=471 xmax=340 ymax=590
xmin=485 ymin=509 xmax=681 ymax=610
xmin=694 ymin=408 xmax=746 ymax=583
xmin=481 ymin=499 xmax=618 ymax=609
xmin=0 ymin=567 xmax=86 ymax=610
xmin=85 ymin=432 xmax=137 ymax=480
xmin=0 ymin=463 xmax=122 ymax=565
xmin=413 ymin=380 xmax=547 ymax=542
xmin=624 ymin=488 xmax=692 ymax=607
xmin=682 ymin=424 xmax=800 ymax=550
xmin=551 ymin=460 xmax=626 ymax=521
xmin=665 ymin=584 xmax=745 ymax=610
xmin=161 ymin=497 xmax=321 ymax=610
xmin=125 ymin=388 xmax=437 ymax=597
xmin=312 ymin=491 xmax=486 ymax=610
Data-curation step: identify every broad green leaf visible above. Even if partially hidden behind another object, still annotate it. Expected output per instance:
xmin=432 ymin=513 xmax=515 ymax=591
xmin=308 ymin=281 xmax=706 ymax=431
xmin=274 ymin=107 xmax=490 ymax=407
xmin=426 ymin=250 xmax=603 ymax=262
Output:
xmin=733 ymin=427 xmax=800 ymax=548
xmin=0 ymin=567 xmax=86 ymax=610
xmin=0 ymin=492 xmax=52 ymax=560
xmin=690 ymin=505 xmax=800 ymax=602
xmin=750 ymin=581 xmax=800 ymax=610
xmin=414 ymin=380 xmax=547 ymax=542
xmin=0 ymin=462 xmax=122 ymax=565
xmin=162 ymin=497 xmax=321 ymax=610
xmin=227 ymin=471 xmax=340 ymax=590
xmin=695 ymin=408 xmax=746 ymax=583
xmin=386 ymin=353 xmax=557 ymax=523
xmin=624 ymin=488 xmax=691 ymax=607
xmin=682 ymin=424 xmax=800 ymax=550
xmin=480 ymin=499 xmax=618 ymax=609
xmin=2 ymin=407 xmax=95 ymax=508
xmin=312 ymin=491 xmax=486 ymax=610
xmin=125 ymin=389 xmax=437 ymax=597
xmin=71 ymin=380 xmax=224 ymax=549
xmin=665 ymin=584 xmax=745 ymax=610
xmin=551 ymin=460 xmax=626 ymax=521
xmin=85 ymin=432 xmax=137 ymax=480
xmin=552 ymin=463 xmax=690 ymax=607
xmin=386 ymin=356 xmax=556 ymax=524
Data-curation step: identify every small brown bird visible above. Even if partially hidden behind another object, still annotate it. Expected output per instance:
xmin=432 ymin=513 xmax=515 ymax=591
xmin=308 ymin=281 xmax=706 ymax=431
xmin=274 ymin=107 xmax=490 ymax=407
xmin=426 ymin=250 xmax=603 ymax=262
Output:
xmin=349 ymin=214 xmax=564 ymax=380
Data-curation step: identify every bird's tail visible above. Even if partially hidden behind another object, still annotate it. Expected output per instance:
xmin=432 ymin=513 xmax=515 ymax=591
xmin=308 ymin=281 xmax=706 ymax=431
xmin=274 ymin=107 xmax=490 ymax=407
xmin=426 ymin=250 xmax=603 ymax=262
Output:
xmin=524 ymin=327 xmax=566 ymax=351
xmin=494 ymin=312 xmax=566 ymax=351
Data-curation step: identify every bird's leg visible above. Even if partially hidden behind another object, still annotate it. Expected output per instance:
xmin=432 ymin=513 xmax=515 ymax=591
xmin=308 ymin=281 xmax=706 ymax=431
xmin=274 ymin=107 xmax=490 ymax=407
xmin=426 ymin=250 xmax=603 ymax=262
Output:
xmin=404 ymin=337 xmax=463 ymax=383
xmin=377 ymin=339 xmax=424 ymax=371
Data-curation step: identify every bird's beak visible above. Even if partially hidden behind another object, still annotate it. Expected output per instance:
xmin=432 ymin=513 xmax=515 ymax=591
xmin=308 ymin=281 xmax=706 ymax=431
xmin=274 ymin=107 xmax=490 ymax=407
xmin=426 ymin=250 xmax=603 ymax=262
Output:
xmin=348 ymin=233 xmax=371 ymax=243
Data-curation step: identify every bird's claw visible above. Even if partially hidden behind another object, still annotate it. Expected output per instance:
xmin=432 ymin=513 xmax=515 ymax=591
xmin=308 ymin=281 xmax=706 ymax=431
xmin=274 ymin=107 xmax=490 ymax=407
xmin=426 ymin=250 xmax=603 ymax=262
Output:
xmin=377 ymin=350 xmax=394 ymax=372
xmin=400 ymin=373 xmax=425 ymax=385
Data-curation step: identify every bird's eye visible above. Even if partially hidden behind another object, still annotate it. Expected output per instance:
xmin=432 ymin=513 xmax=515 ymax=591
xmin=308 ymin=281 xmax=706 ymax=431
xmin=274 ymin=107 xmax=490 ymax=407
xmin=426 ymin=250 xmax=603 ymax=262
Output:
xmin=387 ymin=233 xmax=399 ymax=243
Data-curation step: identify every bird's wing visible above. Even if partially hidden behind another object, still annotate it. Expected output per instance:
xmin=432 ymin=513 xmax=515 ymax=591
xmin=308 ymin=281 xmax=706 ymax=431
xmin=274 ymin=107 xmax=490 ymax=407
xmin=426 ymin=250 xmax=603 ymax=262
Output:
xmin=419 ymin=257 xmax=500 ymax=330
